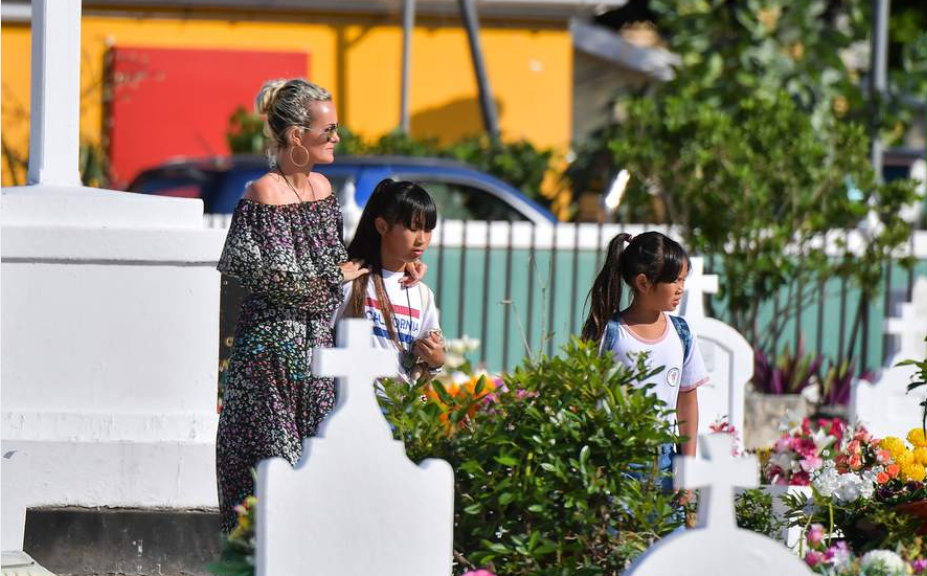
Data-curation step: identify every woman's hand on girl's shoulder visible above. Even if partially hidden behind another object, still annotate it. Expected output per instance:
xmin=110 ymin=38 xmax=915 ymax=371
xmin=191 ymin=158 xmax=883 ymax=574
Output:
xmin=309 ymin=172 xmax=333 ymax=201
xmin=400 ymin=260 xmax=428 ymax=287
xmin=339 ymin=259 xmax=369 ymax=283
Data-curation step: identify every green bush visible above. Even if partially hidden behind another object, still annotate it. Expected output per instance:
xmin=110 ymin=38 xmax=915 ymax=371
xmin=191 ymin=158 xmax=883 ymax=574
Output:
xmin=379 ymin=339 xmax=684 ymax=576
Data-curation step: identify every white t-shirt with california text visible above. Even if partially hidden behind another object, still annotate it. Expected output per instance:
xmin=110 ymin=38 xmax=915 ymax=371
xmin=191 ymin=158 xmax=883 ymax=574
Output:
xmin=332 ymin=268 xmax=440 ymax=381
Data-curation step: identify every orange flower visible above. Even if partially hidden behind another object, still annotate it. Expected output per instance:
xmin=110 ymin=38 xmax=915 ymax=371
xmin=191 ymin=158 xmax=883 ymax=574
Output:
xmin=887 ymin=463 xmax=901 ymax=478
xmin=876 ymin=471 xmax=891 ymax=485
xmin=877 ymin=449 xmax=892 ymax=464
xmin=848 ymin=453 xmax=862 ymax=470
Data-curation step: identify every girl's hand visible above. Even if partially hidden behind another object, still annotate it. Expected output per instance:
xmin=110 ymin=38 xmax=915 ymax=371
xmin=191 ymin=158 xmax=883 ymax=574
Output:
xmin=414 ymin=332 xmax=445 ymax=368
xmin=339 ymin=259 xmax=369 ymax=283
xmin=400 ymin=260 xmax=428 ymax=287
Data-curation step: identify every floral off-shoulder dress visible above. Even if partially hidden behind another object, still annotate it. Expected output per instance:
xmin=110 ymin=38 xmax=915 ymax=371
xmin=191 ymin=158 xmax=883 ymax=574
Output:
xmin=215 ymin=196 xmax=347 ymax=532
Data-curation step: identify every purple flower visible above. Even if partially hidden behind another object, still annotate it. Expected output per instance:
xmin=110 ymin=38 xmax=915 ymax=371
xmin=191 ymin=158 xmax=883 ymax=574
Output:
xmin=913 ymin=559 xmax=927 ymax=574
xmin=462 ymin=571 xmax=497 ymax=576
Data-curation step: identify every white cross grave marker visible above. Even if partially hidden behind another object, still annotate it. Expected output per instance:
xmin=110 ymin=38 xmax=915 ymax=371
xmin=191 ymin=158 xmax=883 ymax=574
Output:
xmin=852 ymin=276 xmax=927 ymax=439
xmin=674 ymin=434 xmax=758 ymax=530
xmin=255 ymin=319 xmax=455 ymax=576
xmin=678 ymin=257 xmax=719 ymax=321
xmin=625 ymin=434 xmax=813 ymax=576
xmin=884 ymin=276 xmax=927 ymax=364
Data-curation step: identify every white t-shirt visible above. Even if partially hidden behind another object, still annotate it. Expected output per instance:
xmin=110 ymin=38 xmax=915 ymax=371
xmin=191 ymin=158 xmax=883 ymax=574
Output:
xmin=603 ymin=312 xmax=709 ymax=420
xmin=333 ymin=268 xmax=441 ymax=381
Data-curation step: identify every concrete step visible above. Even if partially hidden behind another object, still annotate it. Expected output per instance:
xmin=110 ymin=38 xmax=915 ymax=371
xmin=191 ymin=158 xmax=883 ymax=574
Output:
xmin=23 ymin=508 xmax=222 ymax=576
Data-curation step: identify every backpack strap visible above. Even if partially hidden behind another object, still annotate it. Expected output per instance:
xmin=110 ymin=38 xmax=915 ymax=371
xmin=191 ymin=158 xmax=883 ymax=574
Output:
xmin=418 ymin=282 xmax=430 ymax=312
xmin=669 ymin=315 xmax=693 ymax=360
xmin=599 ymin=315 xmax=621 ymax=357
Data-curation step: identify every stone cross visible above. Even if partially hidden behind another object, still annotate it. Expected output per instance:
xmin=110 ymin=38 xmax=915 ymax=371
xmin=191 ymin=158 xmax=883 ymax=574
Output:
xmin=311 ymin=317 xmax=397 ymax=440
xmin=884 ymin=276 xmax=927 ymax=363
xmin=679 ymin=257 xmax=719 ymax=321
xmin=627 ymin=433 xmax=812 ymax=576
xmin=28 ymin=0 xmax=83 ymax=186
xmin=674 ymin=434 xmax=758 ymax=530
xmin=255 ymin=319 xmax=455 ymax=576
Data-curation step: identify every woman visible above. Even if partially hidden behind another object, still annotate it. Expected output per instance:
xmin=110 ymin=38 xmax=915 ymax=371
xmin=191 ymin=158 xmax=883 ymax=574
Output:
xmin=215 ymin=78 xmax=366 ymax=531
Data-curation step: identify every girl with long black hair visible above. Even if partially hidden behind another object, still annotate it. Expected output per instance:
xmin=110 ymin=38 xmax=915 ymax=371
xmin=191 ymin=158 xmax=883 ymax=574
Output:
xmin=334 ymin=179 xmax=445 ymax=380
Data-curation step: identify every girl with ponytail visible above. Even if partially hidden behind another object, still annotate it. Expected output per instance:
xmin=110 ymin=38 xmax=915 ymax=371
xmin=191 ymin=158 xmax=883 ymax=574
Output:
xmin=582 ymin=231 xmax=709 ymax=520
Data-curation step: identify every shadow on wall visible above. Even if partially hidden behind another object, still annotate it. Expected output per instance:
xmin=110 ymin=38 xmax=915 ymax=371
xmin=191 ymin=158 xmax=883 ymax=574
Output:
xmin=410 ymin=96 xmax=505 ymax=144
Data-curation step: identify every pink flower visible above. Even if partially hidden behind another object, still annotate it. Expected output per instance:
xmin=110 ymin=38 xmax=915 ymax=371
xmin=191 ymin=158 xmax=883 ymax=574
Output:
xmin=877 ymin=449 xmax=892 ymax=464
xmin=847 ymin=440 xmax=861 ymax=455
xmin=912 ymin=559 xmax=927 ymax=574
xmin=795 ymin=438 xmax=818 ymax=458
xmin=804 ymin=550 xmax=825 ymax=567
xmin=775 ymin=436 xmax=793 ymax=453
xmin=807 ymin=524 xmax=825 ymax=547
xmin=824 ymin=542 xmax=850 ymax=566
xmin=462 ymin=571 xmax=497 ymax=576
xmin=791 ymin=471 xmax=811 ymax=486
xmin=800 ymin=455 xmax=823 ymax=473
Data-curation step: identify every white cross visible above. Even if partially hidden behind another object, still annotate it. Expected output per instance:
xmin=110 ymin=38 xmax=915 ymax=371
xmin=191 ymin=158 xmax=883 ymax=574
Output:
xmin=885 ymin=276 xmax=927 ymax=362
xmin=678 ymin=257 xmax=719 ymax=321
xmin=312 ymin=318 xmax=397 ymax=440
xmin=674 ymin=434 xmax=758 ymax=530
xmin=28 ymin=0 xmax=83 ymax=186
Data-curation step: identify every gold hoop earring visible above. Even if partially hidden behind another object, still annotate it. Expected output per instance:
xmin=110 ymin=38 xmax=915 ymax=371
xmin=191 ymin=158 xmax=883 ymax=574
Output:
xmin=289 ymin=145 xmax=310 ymax=167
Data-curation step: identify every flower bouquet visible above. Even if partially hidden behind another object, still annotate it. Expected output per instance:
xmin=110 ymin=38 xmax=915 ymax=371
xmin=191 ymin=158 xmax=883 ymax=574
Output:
xmin=784 ymin=424 xmax=927 ymax=557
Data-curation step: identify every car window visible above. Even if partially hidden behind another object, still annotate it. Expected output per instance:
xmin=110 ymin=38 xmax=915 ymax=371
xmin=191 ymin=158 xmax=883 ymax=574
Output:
xmin=132 ymin=173 xmax=210 ymax=198
xmin=412 ymin=180 xmax=528 ymax=221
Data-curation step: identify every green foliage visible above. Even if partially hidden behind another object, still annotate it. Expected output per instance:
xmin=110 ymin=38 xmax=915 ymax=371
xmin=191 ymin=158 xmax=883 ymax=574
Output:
xmin=226 ymin=106 xmax=267 ymax=156
xmin=608 ymin=88 xmax=921 ymax=350
xmin=735 ymin=488 xmax=786 ymax=538
xmin=898 ymin=335 xmax=927 ymax=431
xmin=379 ymin=339 xmax=684 ymax=575
xmin=783 ymin=489 xmax=927 ymax=556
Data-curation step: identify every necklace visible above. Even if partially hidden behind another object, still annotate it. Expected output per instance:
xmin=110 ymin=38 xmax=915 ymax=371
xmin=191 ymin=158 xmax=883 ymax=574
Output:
xmin=398 ymin=285 xmax=419 ymax=373
xmin=276 ymin=168 xmax=317 ymax=203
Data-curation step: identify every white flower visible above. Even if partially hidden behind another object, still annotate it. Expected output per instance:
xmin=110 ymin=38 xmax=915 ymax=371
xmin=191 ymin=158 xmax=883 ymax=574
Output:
xmin=812 ymin=461 xmax=839 ymax=498
xmin=860 ymin=550 xmax=906 ymax=575
xmin=460 ymin=335 xmax=481 ymax=353
xmin=833 ymin=473 xmax=862 ymax=503
xmin=777 ymin=409 xmax=803 ymax=433
xmin=444 ymin=352 xmax=466 ymax=369
xmin=859 ymin=469 xmax=879 ymax=500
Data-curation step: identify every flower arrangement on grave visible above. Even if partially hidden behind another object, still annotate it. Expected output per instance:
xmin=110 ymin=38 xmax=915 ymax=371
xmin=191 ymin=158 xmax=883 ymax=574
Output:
xmin=800 ymin=522 xmax=926 ymax=576
xmin=784 ymin=423 xmax=927 ymax=558
xmin=207 ymin=495 xmax=256 ymax=576
xmin=762 ymin=416 xmax=846 ymax=486
xmin=380 ymin=339 xmax=686 ymax=575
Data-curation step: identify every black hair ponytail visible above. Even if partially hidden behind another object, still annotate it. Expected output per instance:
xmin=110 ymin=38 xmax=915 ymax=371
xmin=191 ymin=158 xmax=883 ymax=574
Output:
xmin=581 ymin=231 xmax=689 ymax=342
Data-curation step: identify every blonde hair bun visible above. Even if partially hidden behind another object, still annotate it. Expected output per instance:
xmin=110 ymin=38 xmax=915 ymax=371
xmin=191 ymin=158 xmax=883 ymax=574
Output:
xmin=255 ymin=79 xmax=287 ymax=115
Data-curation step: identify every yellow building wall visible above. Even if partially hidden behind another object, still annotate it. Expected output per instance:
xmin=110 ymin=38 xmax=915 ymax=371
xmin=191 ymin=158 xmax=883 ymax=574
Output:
xmin=1 ymin=12 xmax=571 ymax=190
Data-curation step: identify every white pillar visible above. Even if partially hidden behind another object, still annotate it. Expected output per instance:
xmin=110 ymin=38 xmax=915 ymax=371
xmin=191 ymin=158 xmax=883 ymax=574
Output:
xmin=27 ymin=0 xmax=83 ymax=187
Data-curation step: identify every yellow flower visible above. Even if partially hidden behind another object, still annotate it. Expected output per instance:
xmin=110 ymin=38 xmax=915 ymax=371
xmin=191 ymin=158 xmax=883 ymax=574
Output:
xmin=896 ymin=450 xmax=915 ymax=467
xmin=902 ymin=462 xmax=927 ymax=482
xmin=881 ymin=437 xmax=907 ymax=459
xmin=914 ymin=447 xmax=927 ymax=466
xmin=908 ymin=428 xmax=927 ymax=448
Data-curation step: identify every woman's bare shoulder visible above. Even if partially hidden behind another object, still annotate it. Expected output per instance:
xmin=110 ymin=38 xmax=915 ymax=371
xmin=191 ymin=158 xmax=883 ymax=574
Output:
xmin=243 ymin=174 xmax=287 ymax=205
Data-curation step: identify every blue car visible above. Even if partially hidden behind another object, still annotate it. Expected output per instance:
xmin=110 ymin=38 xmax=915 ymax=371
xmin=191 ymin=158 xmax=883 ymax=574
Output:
xmin=128 ymin=155 xmax=557 ymax=225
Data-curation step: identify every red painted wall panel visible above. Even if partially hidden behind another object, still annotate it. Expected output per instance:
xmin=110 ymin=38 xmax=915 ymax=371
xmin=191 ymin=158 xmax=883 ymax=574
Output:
xmin=108 ymin=46 xmax=308 ymax=188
